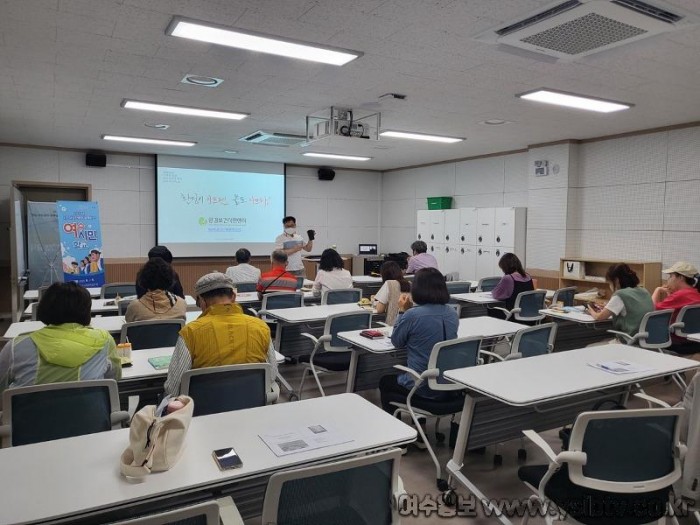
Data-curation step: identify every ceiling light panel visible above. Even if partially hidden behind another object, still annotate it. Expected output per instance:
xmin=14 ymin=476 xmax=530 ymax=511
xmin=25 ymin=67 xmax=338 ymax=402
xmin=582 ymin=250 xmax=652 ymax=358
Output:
xmin=380 ymin=130 xmax=465 ymax=143
xmin=102 ymin=135 xmax=196 ymax=147
xmin=122 ymin=100 xmax=248 ymax=120
xmin=302 ymin=152 xmax=371 ymax=161
xmin=167 ymin=17 xmax=362 ymax=66
xmin=516 ymin=89 xmax=632 ymax=113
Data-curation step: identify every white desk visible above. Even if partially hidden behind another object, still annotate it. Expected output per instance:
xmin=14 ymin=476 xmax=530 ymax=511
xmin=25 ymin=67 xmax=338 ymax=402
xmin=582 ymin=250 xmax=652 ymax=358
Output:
xmin=0 ymin=394 xmax=415 ymax=525
xmin=539 ymin=306 xmax=597 ymax=324
xmin=352 ymin=275 xmax=383 ymax=284
xmin=450 ymin=292 xmax=501 ymax=304
xmin=265 ymin=303 xmax=367 ymax=323
xmin=23 ymin=296 xmax=197 ymax=316
xmin=23 ymin=287 xmax=102 ymax=301
xmin=443 ymin=345 xmax=700 ymax=524
xmin=687 ymin=333 xmax=700 ymax=342
xmin=337 ymin=316 xmax=526 ymax=393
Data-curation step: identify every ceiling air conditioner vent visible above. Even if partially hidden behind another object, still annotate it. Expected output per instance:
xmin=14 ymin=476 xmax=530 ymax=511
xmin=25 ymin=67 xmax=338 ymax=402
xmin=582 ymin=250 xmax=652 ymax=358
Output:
xmin=477 ymin=0 xmax=694 ymax=61
xmin=239 ymin=130 xmax=306 ymax=147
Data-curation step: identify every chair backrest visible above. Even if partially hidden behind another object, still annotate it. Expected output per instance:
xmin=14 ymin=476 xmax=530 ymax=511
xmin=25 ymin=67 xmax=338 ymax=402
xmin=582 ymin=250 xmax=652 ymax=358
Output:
xmin=567 ymin=408 xmax=683 ymax=493
xmin=550 ymin=286 xmax=577 ymax=307
xmin=446 ymin=282 xmax=471 ymax=295
xmin=513 ymin=290 xmax=547 ymax=321
xmin=234 ymin=281 xmax=257 ymax=293
xmin=673 ymin=304 xmax=700 ymax=337
xmin=109 ymin=500 xmax=220 ymax=525
xmin=295 ymin=276 xmax=305 ymax=290
xmin=181 ymin=363 xmax=271 ymax=417
xmin=509 ymin=323 xmax=557 ymax=359
xmin=477 ymin=276 xmax=501 ymax=292
xmin=637 ymin=309 xmax=673 ymax=349
xmin=427 ymin=336 xmax=482 ymax=391
xmin=262 ymin=292 xmax=304 ymax=311
xmin=322 ymin=288 xmax=362 ymax=305
xmin=262 ymin=448 xmax=401 ymax=525
xmin=325 ymin=311 xmax=372 ymax=349
xmin=101 ymin=282 xmax=137 ymax=299
xmin=1 ymin=380 xmax=121 ymax=447
xmin=120 ymin=320 xmax=185 ymax=350
xmin=117 ymin=299 xmax=133 ymax=316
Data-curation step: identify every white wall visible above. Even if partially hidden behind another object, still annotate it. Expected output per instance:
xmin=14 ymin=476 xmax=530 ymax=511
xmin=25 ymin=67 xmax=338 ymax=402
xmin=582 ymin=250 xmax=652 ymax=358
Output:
xmin=381 ymin=152 xmax=529 ymax=255
xmin=566 ymin=127 xmax=700 ymax=269
xmin=0 ymin=147 xmax=155 ymax=262
xmin=0 ymin=147 xmax=382 ymax=263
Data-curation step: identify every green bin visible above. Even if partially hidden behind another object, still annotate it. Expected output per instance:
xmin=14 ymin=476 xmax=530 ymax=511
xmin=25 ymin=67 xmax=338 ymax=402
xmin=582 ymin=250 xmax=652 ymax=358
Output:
xmin=427 ymin=196 xmax=452 ymax=210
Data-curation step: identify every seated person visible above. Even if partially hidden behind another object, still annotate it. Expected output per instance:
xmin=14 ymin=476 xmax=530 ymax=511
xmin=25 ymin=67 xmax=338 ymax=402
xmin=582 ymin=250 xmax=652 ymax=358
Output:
xmin=225 ymin=248 xmax=261 ymax=284
xmin=136 ymin=245 xmax=184 ymax=299
xmin=587 ymin=263 xmax=654 ymax=337
xmin=374 ymin=261 xmax=411 ymax=326
xmin=406 ymin=240 xmax=438 ymax=274
xmin=256 ymin=250 xmax=298 ymax=299
xmin=490 ymin=252 xmax=534 ymax=319
xmin=126 ymin=258 xmax=187 ymax=322
xmin=378 ymin=268 xmax=459 ymax=415
xmin=164 ymin=272 xmax=277 ymax=396
xmin=312 ymin=248 xmax=353 ymax=297
xmin=0 ymin=282 xmax=121 ymax=406
xmin=652 ymin=261 xmax=700 ymax=354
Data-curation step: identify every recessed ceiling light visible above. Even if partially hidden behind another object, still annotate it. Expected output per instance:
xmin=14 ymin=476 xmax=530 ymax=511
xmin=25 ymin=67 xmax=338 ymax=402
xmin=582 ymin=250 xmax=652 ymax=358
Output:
xmin=302 ymin=152 xmax=371 ymax=161
xmin=379 ymin=130 xmax=465 ymax=143
xmin=123 ymin=100 xmax=248 ymax=120
xmin=223 ymin=150 xmax=238 ymax=154
xmin=166 ymin=17 xmax=362 ymax=66
xmin=181 ymin=74 xmax=224 ymax=87
xmin=144 ymin=123 xmax=170 ymax=130
xmin=479 ymin=119 xmax=510 ymax=126
xmin=102 ymin=135 xmax=196 ymax=147
xmin=516 ymin=89 xmax=632 ymax=113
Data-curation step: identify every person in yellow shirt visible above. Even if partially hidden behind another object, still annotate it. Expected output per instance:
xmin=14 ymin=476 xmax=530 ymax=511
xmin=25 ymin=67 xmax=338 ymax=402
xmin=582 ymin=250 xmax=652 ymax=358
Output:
xmin=164 ymin=272 xmax=278 ymax=396
xmin=88 ymin=249 xmax=103 ymax=273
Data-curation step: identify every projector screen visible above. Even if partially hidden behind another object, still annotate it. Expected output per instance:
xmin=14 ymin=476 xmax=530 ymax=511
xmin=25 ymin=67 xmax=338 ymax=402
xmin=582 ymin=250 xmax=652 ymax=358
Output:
xmin=156 ymin=155 xmax=285 ymax=257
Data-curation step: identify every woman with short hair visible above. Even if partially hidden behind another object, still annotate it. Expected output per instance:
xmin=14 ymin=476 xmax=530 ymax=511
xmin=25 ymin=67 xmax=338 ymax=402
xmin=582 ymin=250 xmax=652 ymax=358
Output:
xmin=126 ymin=258 xmax=187 ymax=322
xmin=311 ymin=248 xmax=353 ymax=297
xmin=0 ymin=282 xmax=121 ymax=405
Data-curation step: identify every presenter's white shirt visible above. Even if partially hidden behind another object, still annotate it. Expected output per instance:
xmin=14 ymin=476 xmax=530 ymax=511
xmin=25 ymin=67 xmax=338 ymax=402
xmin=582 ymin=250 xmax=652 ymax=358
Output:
xmin=275 ymin=233 xmax=305 ymax=271
xmin=225 ymin=263 xmax=261 ymax=283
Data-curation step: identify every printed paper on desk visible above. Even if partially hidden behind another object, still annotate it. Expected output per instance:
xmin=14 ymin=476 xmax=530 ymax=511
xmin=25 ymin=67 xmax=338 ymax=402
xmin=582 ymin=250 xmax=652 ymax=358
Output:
xmin=588 ymin=360 xmax=653 ymax=375
xmin=259 ymin=425 xmax=352 ymax=457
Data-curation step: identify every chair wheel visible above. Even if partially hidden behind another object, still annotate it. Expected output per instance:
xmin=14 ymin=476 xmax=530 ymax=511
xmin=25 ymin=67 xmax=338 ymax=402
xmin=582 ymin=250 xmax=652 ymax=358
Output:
xmin=436 ymin=432 xmax=445 ymax=443
xmin=288 ymin=393 xmax=299 ymax=402
xmin=518 ymin=448 xmax=527 ymax=461
xmin=493 ymin=454 xmax=503 ymax=467
xmin=437 ymin=478 xmax=449 ymax=492
xmin=441 ymin=489 xmax=457 ymax=507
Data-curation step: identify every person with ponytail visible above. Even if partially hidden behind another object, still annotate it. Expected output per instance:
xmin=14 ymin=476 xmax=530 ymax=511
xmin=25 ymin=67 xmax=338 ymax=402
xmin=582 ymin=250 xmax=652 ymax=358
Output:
xmin=586 ymin=263 xmax=654 ymax=337
xmin=652 ymin=261 xmax=700 ymax=354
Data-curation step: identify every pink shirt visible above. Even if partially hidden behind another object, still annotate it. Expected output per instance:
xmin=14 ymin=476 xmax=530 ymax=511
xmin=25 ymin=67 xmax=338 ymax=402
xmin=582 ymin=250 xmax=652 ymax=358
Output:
xmin=406 ymin=252 xmax=438 ymax=273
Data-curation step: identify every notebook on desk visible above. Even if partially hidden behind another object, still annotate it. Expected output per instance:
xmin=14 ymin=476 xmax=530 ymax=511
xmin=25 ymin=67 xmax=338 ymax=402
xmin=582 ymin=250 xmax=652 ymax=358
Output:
xmin=148 ymin=356 xmax=172 ymax=370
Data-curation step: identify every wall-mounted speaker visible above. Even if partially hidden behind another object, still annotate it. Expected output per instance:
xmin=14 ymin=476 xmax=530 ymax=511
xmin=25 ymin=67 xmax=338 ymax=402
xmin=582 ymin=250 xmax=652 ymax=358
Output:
xmin=318 ymin=167 xmax=335 ymax=181
xmin=86 ymin=152 xmax=107 ymax=167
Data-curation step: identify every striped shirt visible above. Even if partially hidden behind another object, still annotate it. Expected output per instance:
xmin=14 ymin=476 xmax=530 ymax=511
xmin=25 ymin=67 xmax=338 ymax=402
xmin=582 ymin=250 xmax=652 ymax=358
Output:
xmin=257 ymin=267 xmax=298 ymax=295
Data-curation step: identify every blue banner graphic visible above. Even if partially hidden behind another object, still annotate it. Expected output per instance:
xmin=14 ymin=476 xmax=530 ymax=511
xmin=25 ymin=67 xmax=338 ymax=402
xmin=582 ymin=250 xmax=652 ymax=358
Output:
xmin=57 ymin=201 xmax=105 ymax=288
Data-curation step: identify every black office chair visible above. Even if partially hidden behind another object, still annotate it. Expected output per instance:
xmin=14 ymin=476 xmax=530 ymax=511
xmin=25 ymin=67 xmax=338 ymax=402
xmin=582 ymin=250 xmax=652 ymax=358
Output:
xmin=234 ymin=281 xmax=257 ymax=293
xmin=120 ymin=320 xmax=185 ymax=350
xmin=117 ymin=299 xmax=133 ymax=316
xmin=322 ymin=288 xmax=363 ymax=305
xmin=477 ymin=276 xmax=501 ymax=292
xmin=550 ymin=286 xmax=577 ymax=307
xmin=180 ymin=363 xmax=274 ymax=416
xmin=296 ymin=276 xmax=305 ymax=290
xmin=109 ymin=499 xmax=233 ymax=525
xmin=101 ymin=282 xmax=137 ymax=299
xmin=0 ymin=380 xmax=128 ymax=447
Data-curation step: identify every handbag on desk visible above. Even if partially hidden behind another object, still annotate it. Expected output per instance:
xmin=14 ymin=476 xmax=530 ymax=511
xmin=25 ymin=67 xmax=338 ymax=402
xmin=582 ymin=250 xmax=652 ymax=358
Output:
xmin=119 ymin=396 xmax=194 ymax=478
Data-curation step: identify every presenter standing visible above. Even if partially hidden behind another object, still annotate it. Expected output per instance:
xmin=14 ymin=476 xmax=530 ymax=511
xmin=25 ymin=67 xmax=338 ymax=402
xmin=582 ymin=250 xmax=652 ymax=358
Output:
xmin=275 ymin=216 xmax=314 ymax=278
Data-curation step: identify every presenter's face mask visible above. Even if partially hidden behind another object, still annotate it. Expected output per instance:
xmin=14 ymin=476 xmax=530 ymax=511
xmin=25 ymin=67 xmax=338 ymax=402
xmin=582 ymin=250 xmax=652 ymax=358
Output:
xmin=284 ymin=226 xmax=296 ymax=235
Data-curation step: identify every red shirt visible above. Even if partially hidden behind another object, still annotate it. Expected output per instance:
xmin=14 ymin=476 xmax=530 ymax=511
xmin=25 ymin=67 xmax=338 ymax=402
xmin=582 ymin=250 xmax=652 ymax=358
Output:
xmin=655 ymin=287 xmax=700 ymax=342
xmin=256 ymin=267 xmax=298 ymax=295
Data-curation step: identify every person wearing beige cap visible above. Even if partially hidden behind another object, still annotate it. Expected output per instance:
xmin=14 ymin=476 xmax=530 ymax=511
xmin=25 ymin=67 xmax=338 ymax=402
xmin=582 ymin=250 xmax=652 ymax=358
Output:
xmin=163 ymin=271 xmax=278 ymax=397
xmin=652 ymin=261 xmax=700 ymax=354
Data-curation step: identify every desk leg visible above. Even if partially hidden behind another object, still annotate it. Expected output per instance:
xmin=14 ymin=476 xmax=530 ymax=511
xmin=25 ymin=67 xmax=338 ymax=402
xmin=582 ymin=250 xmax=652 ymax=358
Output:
xmin=446 ymin=395 xmax=514 ymax=525
xmin=273 ymin=321 xmax=299 ymax=400
xmin=345 ymin=349 xmax=359 ymax=393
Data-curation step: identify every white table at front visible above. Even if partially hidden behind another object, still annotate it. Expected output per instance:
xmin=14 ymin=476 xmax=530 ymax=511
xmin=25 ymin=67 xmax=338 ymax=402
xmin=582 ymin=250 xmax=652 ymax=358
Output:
xmin=441 ymin=344 xmax=700 ymax=525
xmin=686 ymin=333 xmax=700 ymax=342
xmin=23 ymin=296 xmax=197 ymax=316
xmin=0 ymin=393 xmax=416 ymax=525
xmin=2 ymin=311 xmax=202 ymax=341
xmin=450 ymin=292 xmax=501 ymax=305
xmin=23 ymin=287 xmax=101 ymax=301
xmin=337 ymin=316 xmax=526 ymax=393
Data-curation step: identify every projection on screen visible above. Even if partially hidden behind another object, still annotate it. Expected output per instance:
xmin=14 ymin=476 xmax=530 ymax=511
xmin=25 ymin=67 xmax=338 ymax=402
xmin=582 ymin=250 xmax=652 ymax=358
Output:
xmin=156 ymin=157 xmax=285 ymax=257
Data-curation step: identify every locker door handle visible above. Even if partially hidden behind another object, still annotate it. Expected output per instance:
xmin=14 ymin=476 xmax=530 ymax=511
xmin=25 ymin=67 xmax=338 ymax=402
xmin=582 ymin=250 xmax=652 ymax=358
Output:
xmin=496 ymin=250 xmax=501 ymax=256
xmin=445 ymin=235 xmax=449 ymax=241
xmin=460 ymin=248 xmax=464 ymax=254
xmin=478 ymin=249 xmax=482 ymax=255
xmin=478 ymin=236 xmax=482 ymax=243
xmin=460 ymin=235 xmax=464 ymax=241
xmin=445 ymin=247 xmax=449 ymax=253
xmin=418 ymin=234 xmax=422 ymax=239
xmin=430 ymin=234 xmax=434 ymax=240
xmin=496 ymin=236 xmax=501 ymax=243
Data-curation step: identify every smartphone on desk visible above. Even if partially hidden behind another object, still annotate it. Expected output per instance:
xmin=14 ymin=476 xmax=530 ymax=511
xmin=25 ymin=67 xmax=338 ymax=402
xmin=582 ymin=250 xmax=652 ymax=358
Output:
xmin=213 ymin=447 xmax=243 ymax=470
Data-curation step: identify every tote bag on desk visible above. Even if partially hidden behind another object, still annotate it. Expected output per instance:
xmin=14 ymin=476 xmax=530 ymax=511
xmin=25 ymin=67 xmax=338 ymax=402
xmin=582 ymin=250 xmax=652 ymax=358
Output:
xmin=120 ymin=396 xmax=194 ymax=478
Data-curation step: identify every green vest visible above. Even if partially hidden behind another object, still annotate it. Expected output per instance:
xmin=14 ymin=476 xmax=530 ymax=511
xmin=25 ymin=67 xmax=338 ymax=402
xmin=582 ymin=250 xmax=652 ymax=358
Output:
xmin=612 ymin=287 xmax=654 ymax=336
